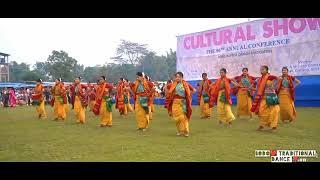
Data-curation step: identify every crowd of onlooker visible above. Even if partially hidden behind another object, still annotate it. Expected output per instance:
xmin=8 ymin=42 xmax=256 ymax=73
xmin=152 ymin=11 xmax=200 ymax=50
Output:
xmin=0 ymin=87 xmax=52 ymax=107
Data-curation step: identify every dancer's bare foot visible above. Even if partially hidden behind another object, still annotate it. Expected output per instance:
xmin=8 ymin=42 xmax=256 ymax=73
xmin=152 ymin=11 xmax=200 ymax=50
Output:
xmin=270 ymin=127 xmax=277 ymax=132
xmin=257 ymin=126 xmax=264 ymax=131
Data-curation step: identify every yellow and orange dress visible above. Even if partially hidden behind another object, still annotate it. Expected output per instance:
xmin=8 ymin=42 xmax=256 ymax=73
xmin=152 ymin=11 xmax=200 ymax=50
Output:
xmin=116 ymin=81 xmax=126 ymax=117
xmin=149 ymin=90 xmax=161 ymax=120
xmin=32 ymin=84 xmax=47 ymax=119
xmin=93 ymin=82 xmax=114 ymax=127
xmin=251 ymin=74 xmax=280 ymax=129
xmin=167 ymin=80 xmax=193 ymax=136
xmin=164 ymin=82 xmax=173 ymax=116
xmin=197 ymin=79 xmax=212 ymax=119
xmin=149 ymin=90 xmax=156 ymax=120
xmin=210 ymin=77 xmax=235 ymax=124
xmin=65 ymin=86 xmax=70 ymax=115
xmin=276 ymin=75 xmax=296 ymax=122
xmin=123 ymin=82 xmax=134 ymax=114
xmin=51 ymin=83 xmax=68 ymax=120
xmin=233 ymin=74 xmax=256 ymax=119
xmin=70 ymin=83 xmax=87 ymax=124
xmin=88 ymin=87 xmax=96 ymax=112
xmin=130 ymin=80 xmax=154 ymax=130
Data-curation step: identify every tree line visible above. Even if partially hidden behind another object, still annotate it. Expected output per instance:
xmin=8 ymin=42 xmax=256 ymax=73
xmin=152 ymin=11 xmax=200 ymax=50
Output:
xmin=8 ymin=39 xmax=177 ymax=83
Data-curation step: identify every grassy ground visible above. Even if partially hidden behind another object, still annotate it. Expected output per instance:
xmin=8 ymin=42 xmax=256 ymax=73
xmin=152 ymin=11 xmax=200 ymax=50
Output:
xmin=0 ymin=104 xmax=319 ymax=162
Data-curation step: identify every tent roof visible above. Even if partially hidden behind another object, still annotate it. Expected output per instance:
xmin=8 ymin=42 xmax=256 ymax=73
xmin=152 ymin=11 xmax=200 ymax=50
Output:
xmin=0 ymin=52 xmax=10 ymax=56
xmin=0 ymin=82 xmax=52 ymax=88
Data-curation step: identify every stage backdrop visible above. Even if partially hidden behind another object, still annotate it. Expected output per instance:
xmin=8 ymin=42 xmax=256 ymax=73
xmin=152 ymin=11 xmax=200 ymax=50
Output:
xmin=176 ymin=18 xmax=320 ymax=106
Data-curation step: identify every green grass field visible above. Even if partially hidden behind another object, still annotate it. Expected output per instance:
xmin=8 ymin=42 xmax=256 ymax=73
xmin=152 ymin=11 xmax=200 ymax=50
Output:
xmin=0 ymin=105 xmax=319 ymax=162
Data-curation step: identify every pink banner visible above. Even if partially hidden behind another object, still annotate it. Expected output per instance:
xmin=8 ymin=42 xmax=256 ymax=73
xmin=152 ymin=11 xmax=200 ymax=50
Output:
xmin=177 ymin=18 xmax=320 ymax=80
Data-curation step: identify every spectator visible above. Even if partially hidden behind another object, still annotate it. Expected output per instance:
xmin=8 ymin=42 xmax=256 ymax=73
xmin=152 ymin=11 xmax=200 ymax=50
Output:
xmin=23 ymin=89 xmax=29 ymax=106
xmin=0 ymin=90 xmax=3 ymax=107
xmin=9 ymin=87 xmax=17 ymax=108
xmin=27 ymin=88 xmax=32 ymax=106
xmin=2 ymin=88 xmax=9 ymax=107
xmin=44 ymin=87 xmax=50 ymax=105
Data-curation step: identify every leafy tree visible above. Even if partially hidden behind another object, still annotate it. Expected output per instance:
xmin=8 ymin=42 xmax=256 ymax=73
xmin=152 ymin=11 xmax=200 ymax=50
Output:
xmin=166 ymin=49 xmax=177 ymax=77
xmin=111 ymin=40 xmax=149 ymax=65
xmin=74 ymin=64 xmax=84 ymax=79
xmin=139 ymin=52 xmax=169 ymax=81
xmin=33 ymin=61 xmax=49 ymax=81
xmin=45 ymin=50 xmax=79 ymax=82
xmin=120 ymin=64 xmax=137 ymax=81
xmin=9 ymin=61 xmax=31 ymax=82
xmin=8 ymin=61 xmax=45 ymax=82
xmin=21 ymin=71 xmax=42 ymax=81
xmin=83 ymin=66 xmax=100 ymax=83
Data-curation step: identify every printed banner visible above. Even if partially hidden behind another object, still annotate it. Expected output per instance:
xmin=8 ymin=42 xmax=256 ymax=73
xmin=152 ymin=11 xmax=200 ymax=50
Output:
xmin=177 ymin=18 xmax=320 ymax=80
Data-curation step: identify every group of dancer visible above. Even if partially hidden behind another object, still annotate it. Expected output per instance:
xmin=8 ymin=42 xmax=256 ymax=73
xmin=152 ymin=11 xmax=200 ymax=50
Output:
xmin=31 ymin=73 xmax=157 ymax=129
xmin=30 ymin=65 xmax=300 ymax=137
xmin=194 ymin=65 xmax=300 ymax=132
